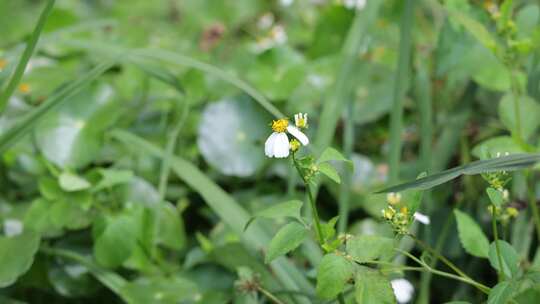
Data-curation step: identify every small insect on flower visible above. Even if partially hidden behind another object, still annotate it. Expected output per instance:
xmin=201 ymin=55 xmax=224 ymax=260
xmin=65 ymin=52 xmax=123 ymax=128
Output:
xmin=264 ymin=113 xmax=309 ymax=158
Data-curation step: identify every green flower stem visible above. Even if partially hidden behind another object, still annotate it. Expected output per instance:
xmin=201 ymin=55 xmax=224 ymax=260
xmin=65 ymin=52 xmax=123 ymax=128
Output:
xmin=292 ymin=153 xmax=324 ymax=245
xmin=0 ymin=0 xmax=56 ymax=114
xmin=396 ymin=249 xmax=490 ymax=294
xmin=510 ymin=69 xmax=523 ymax=146
xmin=527 ymin=171 xmax=540 ymax=239
xmin=257 ymin=286 xmax=286 ymax=304
xmin=409 ymin=235 xmax=472 ymax=282
xmin=491 ymin=203 xmax=505 ymax=281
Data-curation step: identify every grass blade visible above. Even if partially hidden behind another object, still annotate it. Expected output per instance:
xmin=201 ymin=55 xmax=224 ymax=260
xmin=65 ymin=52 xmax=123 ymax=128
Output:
xmin=378 ymin=153 xmax=540 ymax=193
xmin=110 ymin=129 xmax=314 ymax=304
xmin=0 ymin=0 xmax=56 ymax=114
xmin=0 ymin=61 xmax=115 ymax=153
xmin=388 ymin=0 xmax=415 ymax=184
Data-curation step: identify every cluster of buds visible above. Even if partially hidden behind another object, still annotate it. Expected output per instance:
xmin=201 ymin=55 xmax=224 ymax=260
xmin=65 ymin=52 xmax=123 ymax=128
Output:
xmin=488 ymin=205 xmax=519 ymax=225
xmin=381 ymin=193 xmax=410 ymax=234
xmin=482 ymin=153 xmax=512 ymax=190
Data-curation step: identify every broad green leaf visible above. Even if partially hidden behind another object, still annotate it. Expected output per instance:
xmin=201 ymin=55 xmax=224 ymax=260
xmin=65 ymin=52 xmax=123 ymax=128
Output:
xmin=94 ymin=215 xmax=138 ymax=268
xmin=454 ymin=210 xmax=490 ymax=258
xmin=488 ymin=281 xmax=515 ymax=304
xmin=447 ymin=10 xmax=498 ymax=51
xmin=487 ymin=188 xmax=505 ymax=207
xmin=35 ymin=83 xmax=119 ymax=169
xmin=265 ymin=222 xmax=307 ymax=263
xmin=471 ymin=136 xmax=524 ymax=159
xmin=94 ymin=169 xmax=134 ymax=191
xmin=489 ymin=240 xmax=520 ymax=278
xmin=499 ymin=94 xmax=540 ymax=140
xmin=354 ymin=267 xmax=395 ymax=304
xmin=0 ymin=61 xmax=114 ymax=154
xmin=197 ymin=96 xmax=270 ymax=177
xmin=317 ymin=147 xmax=352 ymax=166
xmin=346 ymin=235 xmax=394 ymax=263
xmin=244 ymin=200 xmax=303 ymax=231
xmin=321 ymin=216 xmax=339 ymax=242
xmin=318 ymin=162 xmax=341 ymax=184
xmin=379 ymin=153 xmax=540 ymax=193
xmin=0 ymin=231 xmax=40 ymax=287
xmin=58 ymin=172 xmax=91 ymax=192
xmin=316 ymin=253 xmax=354 ymax=300
xmin=121 ymin=276 xmax=198 ymax=304
xmin=156 ymin=202 xmax=186 ymax=251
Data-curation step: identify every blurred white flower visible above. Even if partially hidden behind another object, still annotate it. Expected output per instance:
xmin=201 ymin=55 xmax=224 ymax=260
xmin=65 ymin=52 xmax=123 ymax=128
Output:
xmin=280 ymin=0 xmax=294 ymax=6
xmin=253 ymin=25 xmax=288 ymax=53
xmin=413 ymin=212 xmax=430 ymax=225
xmin=343 ymin=0 xmax=367 ymax=10
xmin=391 ymin=278 xmax=414 ymax=303
xmin=258 ymin=13 xmax=275 ymax=30
xmin=265 ymin=116 xmax=309 ymax=158
xmin=4 ymin=219 xmax=23 ymax=237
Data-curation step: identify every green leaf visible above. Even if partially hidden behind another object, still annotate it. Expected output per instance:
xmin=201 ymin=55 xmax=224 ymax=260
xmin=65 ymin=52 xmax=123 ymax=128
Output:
xmin=318 ymin=162 xmax=341 ymax=184
xmin=156 ymin=202 xmax=186 ymax=251
xmin=244 ymin=200 xmax=303 ymax=231
xmin=454 ymin=209 xmax=490 ymax=258
xmin=94 ymin=215 xmax=138 ymax=268
xmin=35 ymin=83 xmax=119 ymax=169
xmin=379 ymin=153 xmax=540 ymax=193
xmin=471 ymin=136 xmax=524 ymax=159
xmin=499 ymin=94 xmax=540 ymax=140
xmin=265 ymin=222 xmax=307 ymax=263
xmin=0 ymin=231 xmax=41 ymax=287
xmin=346 ymin=235 xmax=394 ymax=263
xmin=58 ymin=172 xmax=91 ymax=192
xmin=489 ymin=240 xmax=520 ymax=278
xmin=354 ymin=267 xmax=396 ymax=304
xmin=0 ymin=61 xmax=114 ymax=154
xmin=316 ymin=253 xmax=354 ymax=300
xmin=94 ymin=169 xmax=134 ymax=191
xmin=318 ymin=147 xmax=352 ymax=166
xmin=197 ymin=96 xmax=270 ymax=177
xmin=121 ymin=276 xmax=199 ymax=304
xmin=487 ymin=188 xmax=505 ymax=207
xmin=321 ymin=216 xmax=339 ymax=242
xmin=447 ymin=9 xmax=498 ymax=52
xmin=488 ymin=281 xmax=516 ymax=304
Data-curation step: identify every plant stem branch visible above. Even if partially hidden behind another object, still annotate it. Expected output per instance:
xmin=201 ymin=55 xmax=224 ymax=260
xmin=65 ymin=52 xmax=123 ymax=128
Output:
xmin=491 ymin=203 xmax=505 ymax=281
xmin=257 ymin=286 xmax=286 ymax=304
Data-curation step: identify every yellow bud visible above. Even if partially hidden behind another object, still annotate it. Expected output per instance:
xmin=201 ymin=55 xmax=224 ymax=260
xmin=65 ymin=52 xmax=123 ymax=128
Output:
xmin=19 ymin=83 xmax=30 ymax=94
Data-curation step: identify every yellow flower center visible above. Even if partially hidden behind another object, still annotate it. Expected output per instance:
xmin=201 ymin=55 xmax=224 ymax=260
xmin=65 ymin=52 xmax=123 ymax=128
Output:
xmin=271 ymin=118 xmax=288 ymax=133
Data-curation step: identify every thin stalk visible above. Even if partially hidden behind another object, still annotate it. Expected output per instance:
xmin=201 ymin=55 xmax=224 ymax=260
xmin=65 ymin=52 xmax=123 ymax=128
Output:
xmin=0 ymin=0 xmax=56 ymax=114
xmin=257 ymin=286 xmax=286 ymax=304
xmin=158 ymin=101 xmax=189 ymax=201
xmin=337 ymin=293 xmax=346 ymax=304
xmin=510 ymin=69 xmax=523 ymax=145
xmin=527 ymin=171 xmax=540 ymax=239
xmin=491 ymin=204 xmax=505 ymax=281
xmin=338 ymin=98 xmax=355 ymax=233
xmin=292 ymin=153 xmax=324 ymax=245
xmin=388 ymin=0 xmax=415 ymax=183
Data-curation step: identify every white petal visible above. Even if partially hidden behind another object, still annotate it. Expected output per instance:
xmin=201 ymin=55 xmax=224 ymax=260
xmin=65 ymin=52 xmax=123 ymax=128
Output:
xmin=391 ymin=279 xmax=414 ymax=304
xmin=413 ymin=212 xmax=430 ymax=225
xmin=273 ymin=133 xmax=290 ymax=158
xmin=294 ymin=114 xmax=299 ymax=126
xmin=265 ymin=132 xmax=278 ymax=157
xmin=287 ymin=126 xmax=309 ymax=145
xmin=4 ymin=219 xmax=23 ymax=237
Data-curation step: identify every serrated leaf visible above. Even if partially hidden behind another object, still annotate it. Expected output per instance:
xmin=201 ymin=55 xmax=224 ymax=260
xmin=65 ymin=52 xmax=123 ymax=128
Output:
xmin=488 ymin=281 xmax=516 ymax=304
xmin=499 ymin=94 xmax=540 ymax=140
xmin=59 ymin=172 xmax=91 ymax=192
xmin=265 ymin=222 xmax=307 ymax=263
xmin=316 ymin=253 xmax=354 ymax=300
xmin=489 ymin=240 xmax=520 ymax=278
xmin=454 ymin=210 xmax=490 ymax=258
xmin=244 ymin=200 xmax=303 ymax=231
xmin=379 ymin=153 xmax=540 ymax=193
xmin=487 ymin=188 xmax=505 ymax=207
xmin=0 ymin=231 xmax=41 ymax=287
xmin=354 ymin=267 xmax=395 ymax=304
xmin=318 ymin=162 xmax=341 ymax=184
xmin=346 ymin=235 xmax=394 ymax=263
xmin=317 ymin=147 xmax=352 ymax=167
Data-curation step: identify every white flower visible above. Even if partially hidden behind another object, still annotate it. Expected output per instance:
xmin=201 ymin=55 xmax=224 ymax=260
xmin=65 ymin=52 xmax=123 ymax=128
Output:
xmin=391 ymin=278 xmax=414 ymax=303
xmin=265 ymin=117 xmax=309 ymax=158
xmin=294 ymin=113 xmax=308 ymax=128
xmin=280 ymin=0 xmax=294 ymax=6
xmin=343 ymin=0 xmax=366 ymax=10
xmin=413 ymin=212 xmax=430 ymax=225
